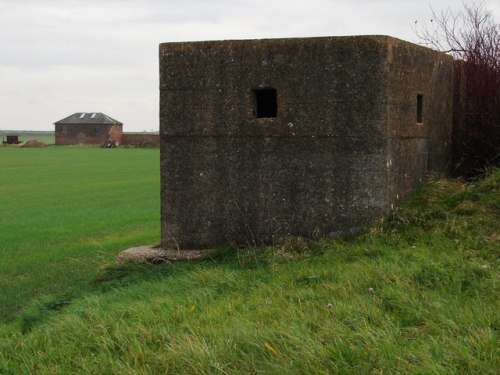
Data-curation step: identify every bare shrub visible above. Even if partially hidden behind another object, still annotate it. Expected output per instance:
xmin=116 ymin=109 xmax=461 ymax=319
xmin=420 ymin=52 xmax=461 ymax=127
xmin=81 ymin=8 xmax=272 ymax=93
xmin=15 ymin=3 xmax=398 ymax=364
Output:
xmin=415 ymin=1 xmax=500 ymax=178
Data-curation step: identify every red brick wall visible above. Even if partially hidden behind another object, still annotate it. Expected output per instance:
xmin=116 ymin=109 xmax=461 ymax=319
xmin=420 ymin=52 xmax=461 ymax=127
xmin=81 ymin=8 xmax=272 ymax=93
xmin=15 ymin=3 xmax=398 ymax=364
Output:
xmin=121 ymin=133 xmax=160 ymax=146
xmin=55 ymin=124 xmax=123 ymax=145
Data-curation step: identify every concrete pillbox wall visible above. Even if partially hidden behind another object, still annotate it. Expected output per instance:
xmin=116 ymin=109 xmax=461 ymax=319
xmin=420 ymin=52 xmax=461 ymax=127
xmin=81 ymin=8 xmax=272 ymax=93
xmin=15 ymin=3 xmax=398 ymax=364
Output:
xmin=159 ymin=35 xmax=454 ymax=249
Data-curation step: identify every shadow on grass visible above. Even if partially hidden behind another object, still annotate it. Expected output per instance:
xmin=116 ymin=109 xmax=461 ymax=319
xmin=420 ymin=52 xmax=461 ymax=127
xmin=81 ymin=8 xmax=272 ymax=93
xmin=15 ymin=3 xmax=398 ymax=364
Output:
xmin=18 ymin=262 xmax=184 ymax=333
xmin=93 ymin=260 xmax=189 ymax=291
xmin=92 ymin=236 xmax=331 ymax=292
xmin=19 ymin=293 xmax=76 ymax=333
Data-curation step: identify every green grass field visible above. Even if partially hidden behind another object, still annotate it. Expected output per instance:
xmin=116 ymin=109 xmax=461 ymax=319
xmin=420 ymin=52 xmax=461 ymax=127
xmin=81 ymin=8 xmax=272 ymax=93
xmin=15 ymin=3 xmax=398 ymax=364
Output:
xmin=0 ymin=147 xmax=159 ymax=322
xmin=0 ymin=147 xmax=498 ymax=374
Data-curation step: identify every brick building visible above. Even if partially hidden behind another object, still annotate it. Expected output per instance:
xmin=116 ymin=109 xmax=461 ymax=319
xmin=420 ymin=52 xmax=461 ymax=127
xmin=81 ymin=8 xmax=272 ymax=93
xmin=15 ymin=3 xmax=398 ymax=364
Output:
xmin=121 ymin=132 xmax=160 ymax=146
xmin=54 ymin=112 xmax=123 ymax=145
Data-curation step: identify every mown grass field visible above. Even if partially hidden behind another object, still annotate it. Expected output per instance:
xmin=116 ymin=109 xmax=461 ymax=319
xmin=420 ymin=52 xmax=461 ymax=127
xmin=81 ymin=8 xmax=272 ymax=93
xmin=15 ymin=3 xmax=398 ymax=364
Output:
xmin=0 ymin=147 xmax=160 ymax=322
xmin=0 ymin=147 xmax=498 ymax=374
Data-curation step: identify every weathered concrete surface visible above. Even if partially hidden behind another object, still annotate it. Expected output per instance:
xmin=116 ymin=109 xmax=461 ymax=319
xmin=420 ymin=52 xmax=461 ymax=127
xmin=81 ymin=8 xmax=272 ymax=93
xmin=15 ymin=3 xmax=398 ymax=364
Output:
xmin=117 ymin=244 xmax=210 ymax=262
xmin=386 ymin=38 xmax=454 ymax=206
xmin=159 ymin=35 xmax=454 ymax=249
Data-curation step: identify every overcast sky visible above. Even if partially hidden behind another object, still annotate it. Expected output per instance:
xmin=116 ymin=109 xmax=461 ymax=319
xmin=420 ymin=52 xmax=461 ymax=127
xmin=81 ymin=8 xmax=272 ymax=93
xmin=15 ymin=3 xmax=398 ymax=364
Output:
xmin=1 ymin=0 xmax=498 ymax=132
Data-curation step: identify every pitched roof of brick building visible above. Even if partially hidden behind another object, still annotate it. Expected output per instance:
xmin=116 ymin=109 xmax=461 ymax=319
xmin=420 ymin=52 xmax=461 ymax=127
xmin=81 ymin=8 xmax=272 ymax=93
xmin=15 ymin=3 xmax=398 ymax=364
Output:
xmin=54 ymin=112 xmax=123 ymax=125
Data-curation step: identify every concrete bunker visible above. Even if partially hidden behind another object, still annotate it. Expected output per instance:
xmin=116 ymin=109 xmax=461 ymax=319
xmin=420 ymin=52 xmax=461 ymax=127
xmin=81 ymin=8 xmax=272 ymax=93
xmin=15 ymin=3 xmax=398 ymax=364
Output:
xmin=159 ymin=35 xmax=455 ymax=249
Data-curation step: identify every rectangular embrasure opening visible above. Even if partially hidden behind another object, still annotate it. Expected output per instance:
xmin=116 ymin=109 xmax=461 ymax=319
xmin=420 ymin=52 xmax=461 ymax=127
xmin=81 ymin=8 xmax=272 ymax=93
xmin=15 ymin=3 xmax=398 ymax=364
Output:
xmin=253 ymin=88 xmax=277 ymax=118
xmin=417 ymin=94 xmax=424 ymax=124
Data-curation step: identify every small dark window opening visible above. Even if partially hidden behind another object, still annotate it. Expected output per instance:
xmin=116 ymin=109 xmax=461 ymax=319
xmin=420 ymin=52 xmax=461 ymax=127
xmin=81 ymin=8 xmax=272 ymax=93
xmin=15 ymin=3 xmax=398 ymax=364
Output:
xmin=253 ymin=88 xmax=277 ymax=118
xmin=416 ymin=94 xmax=424 ymax=123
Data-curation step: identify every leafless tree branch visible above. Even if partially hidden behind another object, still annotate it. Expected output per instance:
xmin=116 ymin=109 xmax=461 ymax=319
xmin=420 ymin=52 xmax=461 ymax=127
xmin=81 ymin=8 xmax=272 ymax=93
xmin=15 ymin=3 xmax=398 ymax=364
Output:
xmin=414 ymin=1 xmax=499 ymax=178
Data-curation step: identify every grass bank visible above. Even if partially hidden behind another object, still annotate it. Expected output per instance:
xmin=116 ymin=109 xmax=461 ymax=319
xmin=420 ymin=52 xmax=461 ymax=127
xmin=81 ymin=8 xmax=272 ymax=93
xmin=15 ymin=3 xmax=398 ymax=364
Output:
xmin=0 ymin=148 xmax=498 ymax=373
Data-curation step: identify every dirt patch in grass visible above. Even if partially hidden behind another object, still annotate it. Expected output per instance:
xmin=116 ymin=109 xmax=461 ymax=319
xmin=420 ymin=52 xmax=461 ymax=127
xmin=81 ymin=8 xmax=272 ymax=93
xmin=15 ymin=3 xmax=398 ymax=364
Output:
xmin=21 ymin=140 xmax=47 ymax=148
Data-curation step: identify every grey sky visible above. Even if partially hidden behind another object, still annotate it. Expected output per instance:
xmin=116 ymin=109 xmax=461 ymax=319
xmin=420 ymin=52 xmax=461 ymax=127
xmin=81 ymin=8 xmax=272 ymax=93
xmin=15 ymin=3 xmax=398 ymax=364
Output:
xmin=1 ymin=0 xmax=498 ymax=131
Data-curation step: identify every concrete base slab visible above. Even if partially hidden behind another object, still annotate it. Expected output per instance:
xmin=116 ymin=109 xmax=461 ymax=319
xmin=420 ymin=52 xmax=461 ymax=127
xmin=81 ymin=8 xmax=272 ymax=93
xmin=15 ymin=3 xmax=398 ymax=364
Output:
xmin=117 ymin=244 xmax=211 ymax=263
